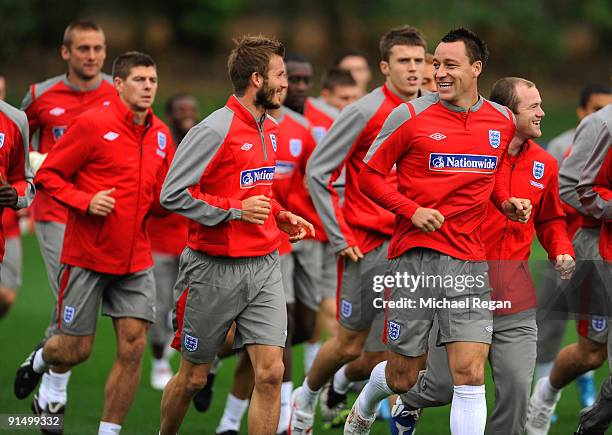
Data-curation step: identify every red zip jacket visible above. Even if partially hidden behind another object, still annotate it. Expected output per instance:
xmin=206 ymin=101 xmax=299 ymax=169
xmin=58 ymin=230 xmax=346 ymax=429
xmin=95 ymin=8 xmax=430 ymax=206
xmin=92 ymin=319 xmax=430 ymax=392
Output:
xmin=304 ymin=97 xmax=339 ymax=143
xmin=576 ymin=105 xmax=612 ymax=260
xmin=0 ymin=101 xmax=35 ymax=260
xmin=146 ymin=136 xmax=189 ymax=256
xmin=35 ymin=96 xmax=173 ymax=274
xmin=161 ymin=95 xmax=284 ymax=257
xmin=307 ymin=85 xmax=402 ymax=255
xmin=482 ymin=140 xmax=574 ymax=315
xmin=273 ymin=106 xmax=322 ymax=255
xmin=360 ymin=93 xmax=515 ymax=260
xmin=22 ymin=74 xmax=116 ymax=225
xmin=2 ymin=210 xmax=20 ymax=238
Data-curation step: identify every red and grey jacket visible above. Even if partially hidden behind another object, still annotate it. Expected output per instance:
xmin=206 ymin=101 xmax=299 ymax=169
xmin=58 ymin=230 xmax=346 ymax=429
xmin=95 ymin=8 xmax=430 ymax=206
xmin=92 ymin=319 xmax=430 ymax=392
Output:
xmin=161 ymin=95 xmax=284 ymax=257
xmin=304 ymin=97 xmax=339 ymax=143
xmin=307 ymin=85 xmax=404 ymax=255
xmin=482 ymin=140 xmax=574 ymax=315
xmin=576 ymin=105 xmax=612 ymax=260
xmin=0 ymin=101 xmax=35 ymax=260
xmin=360 ymin=92 xmax=515 ymax=261
xmin=35 ymin=96 xmax=173 ymax=274
xmin=147 ymin=136 xmax=189 ymax=257
xmin=22 ymin=73 xmax=116 ymax=224
xmin=273 ymin=106 xmax=323 ymax=254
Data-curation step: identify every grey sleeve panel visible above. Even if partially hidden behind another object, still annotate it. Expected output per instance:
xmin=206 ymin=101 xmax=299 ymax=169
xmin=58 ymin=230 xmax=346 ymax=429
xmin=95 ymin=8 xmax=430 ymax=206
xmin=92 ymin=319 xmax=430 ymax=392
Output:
xmin=306 ymin=103 xmax=368 ymax=251
xmin=101 ymin=73 xmax=114 ymax=85
xmin=559 ymin=111 xmax=603 ymax=213
xmin=486 ymin=99 xmax=514 ymax=123
xmin=308 ymin=97 xmax=340 ymax=119
xmin=283 ymin=106 xmax=311 ymax=130
xmin=364 ymin=104 xmax=413 ymax=164
xmin=20 ymin=74 xmax=64 ymax=110
xmin=161 ymin=107 xmax=240 ymax=226
xmin=409 ymin=92 xmax=439 ymax=115
xmin=0 ymin=101 xmax=35 ymax=209
xmin=547 ymin=129 xmax=574 ymax=166
xmin=576 ymin=106 xmax=612 ymax=219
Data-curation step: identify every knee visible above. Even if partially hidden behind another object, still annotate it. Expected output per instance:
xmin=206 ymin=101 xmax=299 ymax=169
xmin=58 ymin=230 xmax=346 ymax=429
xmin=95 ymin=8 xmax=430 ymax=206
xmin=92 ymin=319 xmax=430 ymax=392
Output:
xmin=117 ymin=331 xmax=147 ymax=364
xmin=179 ymin=370 xmax=207 ymax=397
xmin=52 ymin=336 xmax=93 ymax=365
xmin=583 ymin=344 xmax=607 ymax=369
xmin=452 ymin=360 xmax=485 ymax=385
xmin=337 ymin=331 xmax=366 ymax=361
xmin=254 ymin=359 xmax=284 ymax=389
xmin=386 ymin=365 xmax=418 ymax=394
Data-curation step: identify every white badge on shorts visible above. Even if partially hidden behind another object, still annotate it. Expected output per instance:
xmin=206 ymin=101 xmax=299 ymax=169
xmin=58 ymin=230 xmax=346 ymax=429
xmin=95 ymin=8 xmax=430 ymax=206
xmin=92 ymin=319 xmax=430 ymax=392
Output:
xmin=340 ymin=299 xmax=352 ymax=318
xmin=63 ymin=306 xmax=76 ymax=324
xmin=592 ymin=316 xmax=607 ymax=332
xmin=388 ymin=321 xmax=401 ymax=341
xmin=184 ymin=333 xmax=199 ymax=352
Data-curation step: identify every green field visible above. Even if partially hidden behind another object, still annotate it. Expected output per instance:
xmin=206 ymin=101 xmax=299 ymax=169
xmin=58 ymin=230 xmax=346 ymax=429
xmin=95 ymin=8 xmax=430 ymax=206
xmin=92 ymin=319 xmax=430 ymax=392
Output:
xmin=0 ymin=234 xmax=609 ymax=434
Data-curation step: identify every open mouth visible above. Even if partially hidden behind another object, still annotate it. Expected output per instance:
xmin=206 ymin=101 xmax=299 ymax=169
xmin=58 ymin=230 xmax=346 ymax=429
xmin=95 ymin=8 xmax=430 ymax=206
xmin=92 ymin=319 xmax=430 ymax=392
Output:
xmin=437 ymin=82 xmax=453 ymax=89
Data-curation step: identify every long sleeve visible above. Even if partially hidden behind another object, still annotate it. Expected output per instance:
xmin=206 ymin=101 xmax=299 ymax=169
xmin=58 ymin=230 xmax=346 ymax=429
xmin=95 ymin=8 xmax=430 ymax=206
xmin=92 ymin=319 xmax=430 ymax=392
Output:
xmin=306 ymin=104 xmax=364 ymax=252
xmin=576 ymin=107 xmax=612 ymax=219
xmin=160 ymin=123 xmax=242 ymax=226
xmin=34 ymin=117 xmax=95 ymax=214
xmin=490 ymin=151 xmax=511 ymax=210
xmin=360 ymin=104 xmax=419 ymax=218
xmin=535 ymin=161 xmax=574 ymax=260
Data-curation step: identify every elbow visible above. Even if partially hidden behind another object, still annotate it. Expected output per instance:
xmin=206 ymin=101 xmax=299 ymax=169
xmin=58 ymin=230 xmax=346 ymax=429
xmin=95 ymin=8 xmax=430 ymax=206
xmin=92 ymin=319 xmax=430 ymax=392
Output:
xmin=159 ymin=187 xmax=174 ymax=211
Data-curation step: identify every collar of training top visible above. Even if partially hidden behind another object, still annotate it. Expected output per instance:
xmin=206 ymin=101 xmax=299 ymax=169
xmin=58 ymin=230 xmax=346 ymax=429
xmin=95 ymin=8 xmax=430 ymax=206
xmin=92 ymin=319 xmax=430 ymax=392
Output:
xmin=228 ymin=94 xmax=267 ymax=128
xmin=111 ymin=93 xmax=154 ymax=127
xmin=62 ymin=73 xmax=106 ymax=92
xmin=439 ymin=94 xmax=485 ymax=113
xmin=382 ymin=84 xmax=404 ymax=106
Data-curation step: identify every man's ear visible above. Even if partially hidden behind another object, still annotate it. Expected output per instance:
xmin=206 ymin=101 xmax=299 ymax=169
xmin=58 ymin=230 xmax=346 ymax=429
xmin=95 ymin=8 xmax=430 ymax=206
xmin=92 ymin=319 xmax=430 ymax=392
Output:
xmin=472 ymin=60 xmax=483 ymax=79
xmin=250 ymin=72 xmax=263 ymax=90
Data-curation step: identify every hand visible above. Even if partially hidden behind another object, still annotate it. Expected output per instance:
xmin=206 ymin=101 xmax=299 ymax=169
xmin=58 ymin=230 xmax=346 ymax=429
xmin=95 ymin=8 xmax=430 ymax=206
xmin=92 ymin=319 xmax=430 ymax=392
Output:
xmin=277 ymin=211 xmax=315 ymax=242
xmin=88 ymin=188 xmax=116 ymax=216
xmin=555 ymin=254 xmax=575 ymax=280
xmin=0 ymin=175 xmax=17 ymax=207
xmin=241 ymin=195 xmax=272 ymax=225
xmin=411 ymin=207 xmax=444 ymax=232
xmin=339 ymin=246 xmax=364 ymax=262
xmin=501 ymin=197 xmax=532 ymax=223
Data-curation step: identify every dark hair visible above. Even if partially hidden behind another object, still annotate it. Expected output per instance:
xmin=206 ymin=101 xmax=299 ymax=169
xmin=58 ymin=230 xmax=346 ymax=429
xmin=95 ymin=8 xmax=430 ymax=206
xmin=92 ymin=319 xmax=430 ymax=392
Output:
xmin=579 ymin=84 xmax=611 ymax=108
xmin=379 ymin=25 xmax=427 ymax=62
xmin=490 ymin=77 xmax=535 ymax=113
xmin=321 ymin=67 xmax=357 ymax=90
xmin=112 ymin=51 xmax=156 ymax=80
xmin=440 ymin=28 xmax=489 ymax=66
xmin=228 ymin=35 xmax=285 ymax=95
xmin=63 ymin=21 xmax=104 ymax=48
xmin=165 ymin=93 xmax=197 ymax=116
xmin=333 ymin=48 xmax=369 ymax=67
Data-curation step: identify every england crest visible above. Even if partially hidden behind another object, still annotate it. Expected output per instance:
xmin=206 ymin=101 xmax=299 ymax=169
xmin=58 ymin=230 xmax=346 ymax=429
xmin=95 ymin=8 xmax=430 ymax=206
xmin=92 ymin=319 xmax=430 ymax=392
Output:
xmin=0 ymin=132 xmax=4 ymax=148
xmin=52 ymin=126 xmax=66 ymax=141
xmin=289 ymin=138 xmax=302 ymax=157
xmin=591 ymin=316 xmax=607 ymax=332
xmin=270 ymin=134 xmax=278 ymax=152
xmin=532 ymin=161 xmax=545 ymax=180
xmin=340 ymin=299 xmax=352 ymax=318
xmin=157 ymin=132 xmax=167 ymax=150
xmin=63 ymin=306 xmax=75 ymax=323
xmin=488 ymin=130 xmax=501 ymax=148
xmin=184 ymin=333 xmax=199 ymax=352
xmin=388 ymin=321 xmax=401 ymax=341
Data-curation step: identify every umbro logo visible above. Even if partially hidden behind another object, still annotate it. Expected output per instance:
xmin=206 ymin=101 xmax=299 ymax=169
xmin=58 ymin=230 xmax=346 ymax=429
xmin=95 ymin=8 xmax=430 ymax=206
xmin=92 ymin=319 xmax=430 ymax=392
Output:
xmin=49 ymin=107 xmax=65 ymax=116
xmin=241 ymin=143 xmax=253 ymax=151
xmin=429 ymin=133 xmax=446 ymax=141
xmin=103 ymin=131 xmax=119 ymax=141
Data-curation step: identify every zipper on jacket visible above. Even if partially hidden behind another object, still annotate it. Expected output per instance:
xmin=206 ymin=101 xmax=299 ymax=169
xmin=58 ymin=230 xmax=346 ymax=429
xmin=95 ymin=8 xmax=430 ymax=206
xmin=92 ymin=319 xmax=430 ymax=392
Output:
xmin=127 ymin=128 xmax=145 ymax=271
xmin=498 ymin=161 xmax=517 ymax=261
xmin=257 ymin=115 xmax=267 ymax=160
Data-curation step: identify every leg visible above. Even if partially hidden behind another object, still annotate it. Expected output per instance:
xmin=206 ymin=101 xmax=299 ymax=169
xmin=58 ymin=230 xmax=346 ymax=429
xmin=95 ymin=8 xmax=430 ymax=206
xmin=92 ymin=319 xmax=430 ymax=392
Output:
xmin=0 ymin=286 xmax=16 ymax=318
xmin=216 ymin=351 xmax=253 ymax=434
xmin=246 ymin=344 xmax=285 ymax=435
xmin=160 ymin=357 xmax=210 ymax=435
xmin=344 ymin=350 xmax=387 ymax=382
xmin=549 ymin=335 xmax=607 ymax=389
xmin=101 ymin=317 xmax=148 ymax=424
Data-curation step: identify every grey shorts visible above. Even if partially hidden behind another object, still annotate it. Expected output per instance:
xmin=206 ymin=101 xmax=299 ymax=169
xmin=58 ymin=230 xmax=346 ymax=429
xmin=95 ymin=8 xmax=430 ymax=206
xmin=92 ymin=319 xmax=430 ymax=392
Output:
xmin=385 ymin=248 xmax=493 ymax=357
xmin=363 ymin=310 xmax=387 ymax=352
xmin=171 ymin=247 xmax=287 ymax=364
xmin=56 ymin=265 xmax=156 ymax=336
xmin=149 ymin=253 xmax=180 ymax=346
xmin=280 ymin=240 xmax=337 ymax=310
xmin=35 ymin=221 xmax=65 ymax=296
xmin=0 ymin=237 xmax=22 ymax=290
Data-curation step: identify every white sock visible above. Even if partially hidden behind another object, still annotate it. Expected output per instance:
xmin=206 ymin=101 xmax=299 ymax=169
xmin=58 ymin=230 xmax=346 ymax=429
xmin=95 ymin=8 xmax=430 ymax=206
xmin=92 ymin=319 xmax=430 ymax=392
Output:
xmin=38 ymin=370 xmax=71 ymax=408
xmin=152 ymin=358 xmax=170 ymax=371
xmin=33 ymin=348 xmax=48 ymax=374
xmin=450 ymin=385 xmax=487 ymax=435
xmin=304 ymin=342 xmax=321 ymax=373
xmin=98 ymin=421 xmax=121 ymax=435
xmin=534 ymin=362 xmax=554 ymax=382
xmin=333 ymin=365 xmax=352 ymax=395
xmin=537 ymin=377 xmax=561 ymax=404
xmin=277 ymin=381 xmax=293 ymax=433
xmin=299 ymin=378 xmax=321 ymax=407
xmin=357 ymin=361 xmax=393 ymax=418
xmin=216 ymin=394 xmax=249 ymax=433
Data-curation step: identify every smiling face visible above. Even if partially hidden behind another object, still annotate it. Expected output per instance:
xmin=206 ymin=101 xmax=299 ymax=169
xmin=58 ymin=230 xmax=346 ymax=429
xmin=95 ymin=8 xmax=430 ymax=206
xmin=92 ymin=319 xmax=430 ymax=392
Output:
xmin=381 ymin=44 xmax=425 ymax=99
xmin=254 ymin=54 xmax=288 ymax=110
xmin=514 ymin=84 xmax=545 ymax=141
xmin=433 ymin=40 xmax=481 ymax=106
xmin=115 ymin=66 xmax=158 ymax=112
